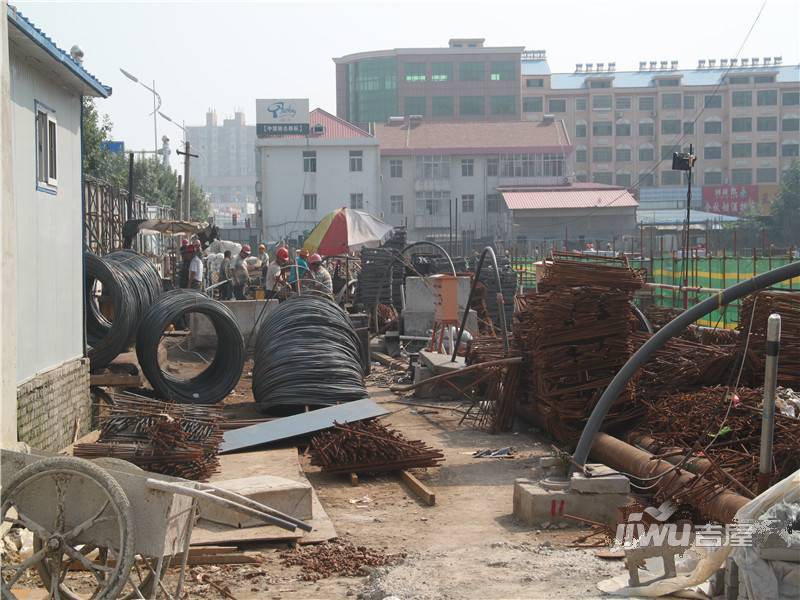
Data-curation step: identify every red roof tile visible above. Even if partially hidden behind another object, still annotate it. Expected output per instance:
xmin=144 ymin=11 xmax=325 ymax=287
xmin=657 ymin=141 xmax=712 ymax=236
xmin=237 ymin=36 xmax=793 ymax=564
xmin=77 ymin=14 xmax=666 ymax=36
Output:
xmin=278 ymin=108 xmax=372 ymax=140
xmin=502 ymin=185 xmax=638 ymax=210
xmin=374 ymin=119 xmax=571 ymax=155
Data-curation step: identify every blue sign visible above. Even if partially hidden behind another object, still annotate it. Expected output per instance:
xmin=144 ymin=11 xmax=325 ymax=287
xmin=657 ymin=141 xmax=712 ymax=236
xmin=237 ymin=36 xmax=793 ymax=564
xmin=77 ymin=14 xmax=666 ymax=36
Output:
xmin=256 ymin=123 xmax=309 ymax=137
xmin=101 ymin=141 xmax=125 ymax=154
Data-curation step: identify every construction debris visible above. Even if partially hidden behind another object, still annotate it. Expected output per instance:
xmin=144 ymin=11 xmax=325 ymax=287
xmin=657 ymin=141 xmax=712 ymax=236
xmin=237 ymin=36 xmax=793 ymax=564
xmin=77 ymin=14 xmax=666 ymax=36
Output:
xmin=280 ymin=542 xmax=406 ymax=581
xmin=308 ymin=420 xmax=444 ymax=474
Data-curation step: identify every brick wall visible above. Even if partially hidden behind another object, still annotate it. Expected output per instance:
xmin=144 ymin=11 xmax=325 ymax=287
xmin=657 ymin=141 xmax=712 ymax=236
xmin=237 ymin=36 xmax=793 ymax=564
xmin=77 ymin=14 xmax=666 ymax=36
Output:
xmin=16 ymin=357 xmax=90 ymax=452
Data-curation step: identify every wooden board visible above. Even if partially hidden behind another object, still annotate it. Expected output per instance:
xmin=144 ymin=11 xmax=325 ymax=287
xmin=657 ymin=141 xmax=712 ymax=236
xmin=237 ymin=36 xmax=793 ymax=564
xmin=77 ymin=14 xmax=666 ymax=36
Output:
xmin=90 ymin=373 xmax=142 ymax=387
xmin=400 ymin=470 xmax=436 ymax=506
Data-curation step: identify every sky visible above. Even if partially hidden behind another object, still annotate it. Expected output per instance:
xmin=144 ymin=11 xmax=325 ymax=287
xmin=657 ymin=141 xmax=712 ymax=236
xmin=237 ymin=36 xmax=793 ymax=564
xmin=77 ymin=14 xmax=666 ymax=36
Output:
xmin=15 ymin=0 xmax=800 ymax=168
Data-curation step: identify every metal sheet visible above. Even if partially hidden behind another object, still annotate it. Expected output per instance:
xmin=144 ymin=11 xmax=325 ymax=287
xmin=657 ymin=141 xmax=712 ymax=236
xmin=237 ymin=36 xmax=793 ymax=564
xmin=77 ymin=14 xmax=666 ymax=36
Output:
xmin=219 ymin=399 xmax=389 ymax=454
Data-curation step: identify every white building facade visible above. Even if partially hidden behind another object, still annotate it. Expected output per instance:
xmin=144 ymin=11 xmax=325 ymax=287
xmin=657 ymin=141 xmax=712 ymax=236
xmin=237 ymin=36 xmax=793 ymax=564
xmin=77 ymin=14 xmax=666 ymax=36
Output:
xmin=256 ymin=108 xmax=380 ymax=242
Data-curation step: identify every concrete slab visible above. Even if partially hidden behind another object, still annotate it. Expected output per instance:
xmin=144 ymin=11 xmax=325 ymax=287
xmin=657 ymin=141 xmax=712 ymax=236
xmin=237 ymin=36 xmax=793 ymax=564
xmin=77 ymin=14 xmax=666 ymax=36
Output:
xmin=513 ymin=478 xmax=630 ymax=528
xmin=571 ymin=464 xmax=631 ymax=494
xmin=197 ymin=474 xmax=313 ymax=528
xmin=419 ymin=350 xmax=466 ymax=374
xmin=190 ymin=299 xmax=278 ymax=350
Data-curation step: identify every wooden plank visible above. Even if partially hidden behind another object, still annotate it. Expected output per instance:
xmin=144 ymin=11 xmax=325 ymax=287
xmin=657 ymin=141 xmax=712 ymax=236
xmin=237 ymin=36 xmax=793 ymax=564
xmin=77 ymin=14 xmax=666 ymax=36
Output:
xmin=400 ymin=470 xmax=435 ymax=506
xmin=90 ymin=373 xmax=141 ymax=387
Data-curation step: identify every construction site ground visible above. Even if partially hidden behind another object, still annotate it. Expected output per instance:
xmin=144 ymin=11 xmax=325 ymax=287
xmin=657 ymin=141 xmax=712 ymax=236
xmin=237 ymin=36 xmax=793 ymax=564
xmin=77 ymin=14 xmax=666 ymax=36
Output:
xmin=157 ymin=361 xmax=628 ymax=600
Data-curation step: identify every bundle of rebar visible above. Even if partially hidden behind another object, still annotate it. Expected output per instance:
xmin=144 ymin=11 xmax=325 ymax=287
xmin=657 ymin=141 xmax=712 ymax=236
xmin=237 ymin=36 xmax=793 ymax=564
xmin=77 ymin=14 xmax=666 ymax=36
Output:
xmin=739 ymin=291 xmax=800 ymax=389
xmin=537 ymin=252 xmax=645 ymax=293
xmin=475 ymin=264 xmax=516 ymax=330
xmin=354 ymin=229 xmax=406 ymax=310
xmin=308 ymin=420 xmax=444 ymax=474
xmin=465 ymin=337 xmax=522 ymax=432
xmin=74 ymin=393 xmax=224 ymax=480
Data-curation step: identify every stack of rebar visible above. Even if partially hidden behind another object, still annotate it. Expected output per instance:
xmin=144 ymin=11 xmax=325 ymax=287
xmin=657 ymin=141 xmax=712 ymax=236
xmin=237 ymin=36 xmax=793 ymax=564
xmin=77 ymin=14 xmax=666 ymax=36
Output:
xmin=465 ymin=336 xmax=522 ymax=432
xmin=73 ymin=393 xmax=224 ymax=480
xmin=355 ymin=247 xmax=405 ymax=310
xmin=308 ymin=420 xmax=444 ymax=474
xmin=475 ymin=264 xmax=516 ymax=330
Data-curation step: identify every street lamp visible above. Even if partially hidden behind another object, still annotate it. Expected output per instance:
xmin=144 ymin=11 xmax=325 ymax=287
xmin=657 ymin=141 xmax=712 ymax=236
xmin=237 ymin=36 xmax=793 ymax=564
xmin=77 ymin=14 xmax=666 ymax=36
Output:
xmin=119 ymin=67 xmax=162 ymax=155
xmin=158 ymin=111 xmax=186 ymax=137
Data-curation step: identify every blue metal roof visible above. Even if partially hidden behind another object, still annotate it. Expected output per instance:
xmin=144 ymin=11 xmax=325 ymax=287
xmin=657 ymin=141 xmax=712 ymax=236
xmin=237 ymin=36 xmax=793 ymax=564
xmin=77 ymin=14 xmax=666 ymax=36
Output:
xmin=637 ymin=209 xmax=739 ymax=225
xmin=7 ymin=5 xmax=111 ymax=97
xmin=523 ymin=61 xmax=800 ymax=90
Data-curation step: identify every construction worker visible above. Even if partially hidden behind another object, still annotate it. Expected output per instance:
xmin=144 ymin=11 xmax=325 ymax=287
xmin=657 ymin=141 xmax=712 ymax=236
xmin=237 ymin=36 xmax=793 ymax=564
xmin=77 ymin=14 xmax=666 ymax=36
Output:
xmin=257 ymin=243 xmax=268 ymax=266
xmin=233 ymin=244 xmax=251 ymax=300
xmin=265 ymin=247 xmax=289 ymax=299
xmin=188 ymin=243 xmax=204 ymax=290
xmin=287 ymin=248 xmax=310 ymax=289
xmin=218 ymin=250 xmax=233 ymax=300
xmin=178 ymin=238 xmax=192 ymax=288
xmin=306 ymin=253 xmax=332 ymax=293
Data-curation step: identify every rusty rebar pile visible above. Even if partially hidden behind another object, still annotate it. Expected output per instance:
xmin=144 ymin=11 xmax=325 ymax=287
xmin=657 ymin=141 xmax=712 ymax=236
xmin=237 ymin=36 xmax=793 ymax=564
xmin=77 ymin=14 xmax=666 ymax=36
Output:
xmin=537 ymin=252 xmax=645 ymax=293
xmin=739 ymin=291 xmax=800 ymax=389
xmin=280 ymin=542 xmax=406 ymax=581
xmin=308 ymin=420 xmax=444 ymax=474
xmin=465 ymin=337 xmax=521 ymax=432
xmin=74 ymin=393 xmax=224 ymax=480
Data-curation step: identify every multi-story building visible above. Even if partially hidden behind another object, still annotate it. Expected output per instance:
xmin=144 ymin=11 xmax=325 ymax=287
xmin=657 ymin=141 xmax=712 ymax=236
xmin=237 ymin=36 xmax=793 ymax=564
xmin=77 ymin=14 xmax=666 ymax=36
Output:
xmin=256 ymin=108 xmax=380 ymax=242
xmin=186 ymin=110 xmax=257 ymax=207
xmin=334 ymin=39 xmax=524 ymax=125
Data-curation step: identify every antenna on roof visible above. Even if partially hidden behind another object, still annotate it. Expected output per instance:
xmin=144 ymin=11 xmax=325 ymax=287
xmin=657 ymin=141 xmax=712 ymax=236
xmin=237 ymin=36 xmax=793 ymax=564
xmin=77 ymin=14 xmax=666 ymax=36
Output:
xmin=660 ymin=60 xmax=668 ymax=70
xmin=575 ymin=63 xmax=583 ymax=72
xmin=763 ymin=57 xmax=772 ymax=66
xmin=596 ymin=62 xmax=604 ymax=71
xmin=639 ymin=61 xmax=647 ymax=71
xmin=670 ymin=60 xmax=678 ymax=70
xmin=741 ymin=58 xmax=749 ymax=67
xmin=708 ymin=59 xmax=716 ymax=68
xmin=608 ymin=62 xmax=616 ymax=72
xmin=720 ymin=58 xmax=729 ymax=68
xmin=697 ymin=59 xmax=706 ymax=69
xmin=649 ymin=61 xmax=657 ymax=70
xmin=774 ymin=56 xmax=782 ymax=65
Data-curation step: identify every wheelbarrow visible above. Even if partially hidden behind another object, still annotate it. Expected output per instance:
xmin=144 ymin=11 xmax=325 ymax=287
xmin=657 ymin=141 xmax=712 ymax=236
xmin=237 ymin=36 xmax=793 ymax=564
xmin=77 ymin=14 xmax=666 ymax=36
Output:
xmin=0 ymin=447 xmax=312 ymax=599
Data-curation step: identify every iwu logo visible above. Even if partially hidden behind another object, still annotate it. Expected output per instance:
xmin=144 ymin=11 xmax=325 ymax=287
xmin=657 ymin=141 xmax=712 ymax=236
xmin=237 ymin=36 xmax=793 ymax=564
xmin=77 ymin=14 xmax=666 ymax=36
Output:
xmin=614 ymin=511 xmax=692 ymax=549
xmin=267 ymin=102 xmax=297 ymax=121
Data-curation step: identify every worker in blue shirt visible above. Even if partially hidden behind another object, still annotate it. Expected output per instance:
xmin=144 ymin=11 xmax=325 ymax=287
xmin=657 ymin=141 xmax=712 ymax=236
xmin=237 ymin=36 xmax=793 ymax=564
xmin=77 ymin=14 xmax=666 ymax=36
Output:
xmin=287 ymin=248 xmax=310 ymax=290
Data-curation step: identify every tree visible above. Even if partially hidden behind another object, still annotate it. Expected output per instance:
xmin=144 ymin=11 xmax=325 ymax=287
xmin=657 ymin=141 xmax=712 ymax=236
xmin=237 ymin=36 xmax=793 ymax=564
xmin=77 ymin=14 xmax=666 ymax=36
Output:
xmin=82 ymin=97 xmax=126 ymax=186
xmin=133 ymin=157 xmax=211 ymax=221
xmin=770 ymin=159 xmax=800 ymax=246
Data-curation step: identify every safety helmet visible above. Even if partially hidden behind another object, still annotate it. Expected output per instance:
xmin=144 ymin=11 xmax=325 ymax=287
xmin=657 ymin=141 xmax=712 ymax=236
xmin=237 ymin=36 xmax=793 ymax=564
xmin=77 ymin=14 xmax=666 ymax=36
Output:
xmin=276 ymin=247 xmax=290 ymax=261
xmin=242 ymin=244 xmax=251 ymax=254
xmin=309 ymin=253 xmax=322 ymax=264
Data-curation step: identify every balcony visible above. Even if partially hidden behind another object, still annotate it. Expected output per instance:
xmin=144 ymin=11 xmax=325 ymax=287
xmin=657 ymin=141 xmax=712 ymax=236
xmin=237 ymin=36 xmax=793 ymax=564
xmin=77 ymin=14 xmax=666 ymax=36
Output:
xmin=498 ymin=175 xmax=567 ymax=187
xmin=413 ymin=178 xmax=452 ymax=193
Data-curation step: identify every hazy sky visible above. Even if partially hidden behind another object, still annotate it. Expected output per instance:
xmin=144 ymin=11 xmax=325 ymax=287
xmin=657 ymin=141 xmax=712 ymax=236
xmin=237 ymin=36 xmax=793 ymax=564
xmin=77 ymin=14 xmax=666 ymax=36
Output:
xmin=15 ymin=0 xmax=800 ymax=168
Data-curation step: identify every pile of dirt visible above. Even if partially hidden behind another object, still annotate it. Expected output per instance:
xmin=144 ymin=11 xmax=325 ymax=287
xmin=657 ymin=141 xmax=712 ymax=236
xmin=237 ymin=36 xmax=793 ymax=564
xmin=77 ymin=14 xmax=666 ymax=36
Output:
xmin=280 ymin=542 xmax=406 ymax=581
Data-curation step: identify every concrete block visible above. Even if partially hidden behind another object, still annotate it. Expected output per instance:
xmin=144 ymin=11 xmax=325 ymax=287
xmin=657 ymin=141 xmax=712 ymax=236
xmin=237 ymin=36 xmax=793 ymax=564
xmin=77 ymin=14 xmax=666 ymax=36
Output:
xmin=198 ymin=474 xmax=313 ymax=528
xmin=513 ymin=478 xmax=629 ymax=528
xmin=190 ymin=299 xmax=278 ymax=350
xmin=571 ymin=465 xmax=630 ymax=494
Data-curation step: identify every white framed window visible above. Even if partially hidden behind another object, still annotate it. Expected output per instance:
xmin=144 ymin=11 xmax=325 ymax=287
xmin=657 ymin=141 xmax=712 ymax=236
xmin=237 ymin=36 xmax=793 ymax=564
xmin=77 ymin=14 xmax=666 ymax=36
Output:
xmin=350 ymin=193 xmax=364 ymax=209
xmin=389 ymin=159 xmax=403 ymax=178
xmin=303 ymin=193 xmax=317 ymax=210
xmin=349 ymin=150 xmax=363 ymax=172
xmin=461 ymin=159 xmax=474 ymax=177
xmin=302 ymin=150 xmax=316 ymax=173
xmin=461 ymin=194 xmax=475 ymax=212
xmin=36 ymin=101 xmax=58 ymax=190
xmin=390 ymin=195 xmax=404 ymax=214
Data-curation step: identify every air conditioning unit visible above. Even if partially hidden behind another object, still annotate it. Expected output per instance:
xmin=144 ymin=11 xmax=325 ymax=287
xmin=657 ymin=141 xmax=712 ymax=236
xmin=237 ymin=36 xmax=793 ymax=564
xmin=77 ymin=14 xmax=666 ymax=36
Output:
xmin=720 ymin=59 xmax=729 ymax=67
xmin=763 ymin=57 xmax=772 ymax=66
xmin=708 ymin=59 xmax=717 ymax=68
xmin=597 ymin=62 xmax=604 ymax=71
xmin=670 ymin=60 xmax=679 ymax=70
xmin=640 ymin=61 xmax=647 ymax=71
xmin=697 ymin=59 xmax=706 ymax=69
xmin=775 ymin=56 xmax=783 ymax=65
xmin=586 ymin=63 xmax=593 ymax=71
xmin=649 ymin=61 xmax=658 ymax=70
xmin=608 ymin=62 xmax=616 ymax=72
xmin=650 ymin=112 xmax=658 ymax=118
xmin=741 ymin=58 xmax=750 ymax=67
xmin=575 ymin=63 xmax=583 ymax=72
xmin=730 ymin=58 xmax=738 ymax=67
xmin=751 ymin=57 xmax=760 ymax=66
xmin=660 ymin=60 xmax=668 ymax=70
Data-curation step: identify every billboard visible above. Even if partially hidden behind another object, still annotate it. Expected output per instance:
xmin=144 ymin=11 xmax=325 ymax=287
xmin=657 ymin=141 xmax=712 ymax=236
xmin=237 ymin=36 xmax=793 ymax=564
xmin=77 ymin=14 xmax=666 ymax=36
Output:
xmin=702 ymin=184 xmax=772 ymax=217
xmin=256 ymin=99 xmax=309 ymax=137
xmin=100 ymin=140 xmax=125 ymax=154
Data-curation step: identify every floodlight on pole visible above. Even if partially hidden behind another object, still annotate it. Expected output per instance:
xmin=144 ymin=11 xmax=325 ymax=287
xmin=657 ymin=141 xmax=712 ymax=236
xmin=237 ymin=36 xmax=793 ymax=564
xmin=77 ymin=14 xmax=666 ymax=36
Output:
xmin=120 ymin=66 xmax=162 ymax=155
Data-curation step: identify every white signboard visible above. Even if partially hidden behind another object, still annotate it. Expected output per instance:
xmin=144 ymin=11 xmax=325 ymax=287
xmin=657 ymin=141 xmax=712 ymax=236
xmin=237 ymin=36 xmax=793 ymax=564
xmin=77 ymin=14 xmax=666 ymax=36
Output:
xmin=256 ymin=99 xmax=309 ymax=137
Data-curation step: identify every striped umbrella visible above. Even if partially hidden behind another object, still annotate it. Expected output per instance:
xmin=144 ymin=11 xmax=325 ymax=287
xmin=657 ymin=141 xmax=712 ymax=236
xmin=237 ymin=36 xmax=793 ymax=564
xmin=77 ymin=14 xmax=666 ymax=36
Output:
xmin=303 ymin=208 xmax=394 ymax=255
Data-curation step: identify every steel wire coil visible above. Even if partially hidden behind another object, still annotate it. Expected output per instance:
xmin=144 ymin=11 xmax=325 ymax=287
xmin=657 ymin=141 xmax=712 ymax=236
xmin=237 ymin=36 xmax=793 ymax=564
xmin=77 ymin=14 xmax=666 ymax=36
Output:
xmin=84 ymin=250 xmax=162 ymax=369
xmin=136 ymin=289 xmax=245 ymax=404
xmin=252 ymin=295 xmax=367 ymax=411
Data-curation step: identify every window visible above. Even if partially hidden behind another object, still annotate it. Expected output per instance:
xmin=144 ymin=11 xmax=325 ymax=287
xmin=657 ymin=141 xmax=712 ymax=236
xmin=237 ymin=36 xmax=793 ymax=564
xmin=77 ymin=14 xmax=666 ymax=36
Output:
xmin=704 ymin=171 xmax=723 ymax=185
xmin=704 ymin=120 xmax=722 ymax=134
xmin=757 ymin=116 xmax=778 ymax=131
xmin=575 ymin=123 xmax=587 ymax=137
xmin=683 ymin=121 xmax=694 ymax=135
xmin=459 ymin=62 xmax=484 ymax=81
xmin=526 ymin=78 xmax=544 ymax=88
xmin=592 ymin=172 xmax=613 ymax=185
xmin=432 ymin=96 xmax=454 ymax=117
xmin=523 ymin=97 xmax=543 ymax=113
xmin=349 ymin=150 xmax=363 ymax=172
xmin=460 ymin=96 xmax=484 ymax=116
xmin=616 ymin=122 xmax=631 ymax=136
xmin=661 ymin=144 xmax=680 ymax=160
xmin=661 ymin=119 xmax=680 ymax=134
xmin=575 ymin=97 xmax=587 ymax=111
xmin=303 ymin=194 xmax=317 ymax=210
xmin=461 ymin=159 xmax=474 ymax=176
xmin=704 ymin=94 xmax=722 ymax=109
xmin=303 ymin=150 xmax=316 ymax=173
xmin=415 ymin=155 xmax=450 ymax=179
xmin=757 ymin=90 xmax=778 ymax=106
xmin=755 ymin=75 xmax=776 ymax=84
xmin=415 ymin=190 xmax=449 ymax=215
xmin=35 ymin=105 xmax=58 ymax=188
xmin=729 ymin=75 xmax=750 ymax=85
xmin=461 ymin=194 xmax=475 ymax=212
xmin=616 ymin=97 xmax=631 ymax=110
xmin=732 ymin=117 xmax=752 ymax=133
xmin=783 ymin=92 xmax=800 ymax=106
xmin=639 ymin=96 xmax=655 ymax=111
xmin=639 ymin=121 xmax=654 ymax=136
xmin=548 ymin=99 xmax=566 ymax=113
xmin=757 ymin=168 xmax=777 ymax=183
xmin=782 ymin=143 xmax=800 ymax=157
xmin=731 ymin=169 xmax=752 ymax=185
xmin=404 ymin=96 xmax=425 ymax=116
xmin=615 ymin=173 xmax=632 ymax=187
xmin=704 ymin=145 xmax=723 ymax=159
xmin=575 ymin=173 xmax=589 ymax=182
xmin=639 ymin=173 xmax=656 ymax=187
xmin=616 ymin=148 xmax=632 ymax=162
xmin=592 ymin=121 xmax=613 ymax=136
xmin=404 ymin=63 xmax=426 ymax=82
xmin=639 ymin=146 xmax=655 ymax=161
xmin=592 ymin=147 xmax=612 ymax=162
xmin=487 ymin=157 xmax=499 ymax=176
xmin=782 ymin=117 xmax=800 ymax=132
xmin=389 ymin=159 xmax=403 ymax=178
xmin=390 ymin=195 xmax=404 ymax=214
xmin=431 ymin=62 xmax=452 ymax=82
xmin=499 ymin=153 xmax=565 ymax=177
xmin=490 ymin=61 xmax=516 ymax=81
xmin=487 ymin=194 xmax=501 ymax=212
xmin=490 ymin=95 xmax=517 ymax=115
xmin=575 ymin=148 xmax=587 ymax=162
xmin=661 ymin=93 xmax=681 ymax=109
xmin=592 ymin=95 xmax=612 ymax=110
xmin=590 ymin=80 xmax=611 ymax=88
xmin=732 ymin=143 xmax=752 ymax=158
xmin=658 ymin=78 xmax=680 ymax=87
xmin=732 ymin=91 xmax=752 ymax=107
xmin=350 ymin=193 xmax=364 ymax=209
xmin=662 ymin=171 xmax=682 ymax=185
xmin=683 ymin=95 xmax=695 ymax=110
xmin=756 ymin=142 xmax=777 ymax=157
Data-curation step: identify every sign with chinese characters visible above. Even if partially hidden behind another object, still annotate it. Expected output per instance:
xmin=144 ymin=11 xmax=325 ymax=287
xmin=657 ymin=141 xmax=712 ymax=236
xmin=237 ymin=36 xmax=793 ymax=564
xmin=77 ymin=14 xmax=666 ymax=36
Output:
xmin=100 ymin=140 xmax=125 ymax=154
xmin=256 ymin=99 xmax=309 ymax=137
xmin=702 ymin=184 xmax=769 ymax=216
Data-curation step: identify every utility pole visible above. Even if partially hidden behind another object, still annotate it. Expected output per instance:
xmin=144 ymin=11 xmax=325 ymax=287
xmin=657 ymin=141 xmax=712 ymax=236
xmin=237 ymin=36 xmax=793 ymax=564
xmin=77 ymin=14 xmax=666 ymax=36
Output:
xmin=176 ymin=141 xmax=198 ymax=220
xmin=127 ymin=152 xmax=135 ymax=220
xmin=176 ymin=175 xmax=182 ymax=220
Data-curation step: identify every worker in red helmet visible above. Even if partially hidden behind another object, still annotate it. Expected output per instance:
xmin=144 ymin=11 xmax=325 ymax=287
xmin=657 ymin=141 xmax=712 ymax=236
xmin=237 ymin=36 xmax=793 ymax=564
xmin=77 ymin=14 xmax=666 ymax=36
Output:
xmin=178 ymin=238 xmax=194 ymax=288
xmin=232 ymin=243 xmax=251 ymax=300
xmin=306 ymin=253 xmax=332 ymax=294
xmin=264 ymin=246 xmax=290 ymax=299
